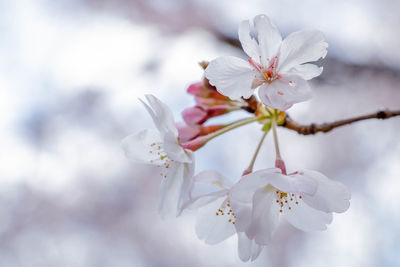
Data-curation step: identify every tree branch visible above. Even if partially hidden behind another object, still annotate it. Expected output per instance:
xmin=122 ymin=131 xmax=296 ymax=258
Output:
xmin=281 ymin=110 xmax=400 ymax=135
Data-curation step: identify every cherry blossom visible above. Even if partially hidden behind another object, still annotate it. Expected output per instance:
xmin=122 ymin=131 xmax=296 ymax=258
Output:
xmin=183 ymin=170 xmax=264 ymax=262
xmin=230 ymin=168 xmax=350 ymax=245
xmin=205 ymin=14 xmax=328 ymax=110
xmin=121 ymin=94 xmax=194 ymax=218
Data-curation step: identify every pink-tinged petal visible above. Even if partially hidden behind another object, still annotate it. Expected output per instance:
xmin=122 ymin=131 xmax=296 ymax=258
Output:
xmin=175 ymin=122 xmax=200 ymax=143
xmin=288 ymin=63 xmax=323 ymax=80
xmin=278 ymin=30 xmax=328 ymax=73
xmin=182 ymin=106 xmax=207 ymax=125
xmin=253 ymin=14 xmax=282 ymax=66
xmin=258 ymin=75 xmax=312 ymax=110
xmin=246 ymin=187 xmax=280 ymax=245
xmin=182 ymin=190 xmax=229 ymax=211
xmin=121 ymin=129 xmax=163 ymax=165
xmin=163 ymin=131 xmax=192 ymax=163
xmin=195 ymin=197 xmax=236 ymax=244
xmin=194 ymin=170 xmax=234 ymax=189
xmin=237 ymin=232 xmax=264 ymax=262
xmin=297 ymin=170 xmax=351 ymax=213
xmin=283 ymin=199 xmax=333 ymax=232
xmin=159 ymin=156 xmax=194 ymax=219
xmin=140 ymin=94 xmax=178 ymax=137
xmin=205 ymin=56 xmax=255 ymax=100
xmin=238 ymin=20 xmax=261 ymax=64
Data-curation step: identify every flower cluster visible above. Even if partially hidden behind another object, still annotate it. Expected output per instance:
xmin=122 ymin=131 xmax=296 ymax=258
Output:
xmin=122 ymin=14 xmax=350 ymax=262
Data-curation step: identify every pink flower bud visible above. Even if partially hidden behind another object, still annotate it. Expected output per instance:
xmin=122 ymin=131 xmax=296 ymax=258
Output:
xmin=182 ymin=105 xmax=237 ymax=125
xmin=187 ymin=82 xmax=230 ymax=101
xmin=195 ymin=96 xmax=231 ymax=106
xmin=175 ymin=122 xmax=200 ymax=143
xmin=181 ymin=135 xmax=209 ymax=151
xmin=207 ymin=105 xmax=234 ymax=117
xmin=182 ymin=106 xmax=208 ymax=125
xmin=187 ymin=82 xmax=209 ymax=98
xmin=199 ymin=125 xmax=225 ymax=135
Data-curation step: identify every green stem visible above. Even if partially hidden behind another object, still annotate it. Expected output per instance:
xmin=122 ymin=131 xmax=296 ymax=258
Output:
xmin=243 ymin=130 xmax=269 ymax=175
xmin=205 ymin=116 xmax=266 ymax=143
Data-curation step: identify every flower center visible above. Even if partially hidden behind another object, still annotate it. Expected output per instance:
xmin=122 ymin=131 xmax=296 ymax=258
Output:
xmin=274 ymin=189 xmax=303 ymax=213
xmin=149 ymin=142 xmax=174 ymax=178
xmin=215 ymin=198 xmax=236 ymax=225
xmin=248 ymin=56 xmax=280 ymax=84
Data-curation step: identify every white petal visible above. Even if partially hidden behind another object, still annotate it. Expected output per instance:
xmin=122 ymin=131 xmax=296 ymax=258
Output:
xmin=278 ymin=30 xmax=328 ymax=73
xmin=194 ymin=170 xmax=234 ymax=189
xmin=283 ymin=199 xmax=333 ymax=232
xmin=298 ymin=170 xmax=351 ymax=213
xmin=232 ymin=168 xmax=317 ymax=202
xmin=258 ymin=75 xmax=312 ymax=110
xmin=141 ymin=94 xmax=178 ymax=137
xmin=163 ymin=131 xmax=192 ymax=163
xmin=195 ymin=197 xmax=236 ymax=244
xmin=287 ymin=64 xmax=323 ymax=80
xmin=254 ymin=14 xmax=282 ymax=66
xmin=237 ymin=232 xmax=264 ymax=262
xmin=231 ymin=201 xmax=252 ymax=232
xmin=205 ymin=56 xmax=255 ymax=100
xmin=238 ymin=20 xmax=261 ymax=64
xmin=246 ymin=188 xmax=280 ymax=245
xmin=159 ymin=160 xmax=194 ymax=219
xmin=121 ymin=129 xmax=163 ymax=165
xmin=182 ymin=190 xmax=229 ymax=210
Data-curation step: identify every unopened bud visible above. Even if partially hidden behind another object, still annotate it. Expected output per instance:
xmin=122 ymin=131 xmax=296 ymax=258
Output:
xmin=182 ymin=105 xmax=237 ymax=125
xmin=176 ymin=122 xmax=200 ymax=143
xmin=182 ymin=106 xmax=208 ymax=125
xmin=199 ymin=125 xmax=226 ymax=135
xmin=187 ymin=82 xmax=230 ymax=102
xmin=181 ymin=135 xmax=209 ymax=151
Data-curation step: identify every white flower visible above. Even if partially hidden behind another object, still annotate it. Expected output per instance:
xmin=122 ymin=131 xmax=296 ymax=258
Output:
xmin=121 ymin=94 xmax=195 ymax=218
xmin=183 ymin=170 xmax=263 ymax=262
xmin=205 ymin=14 xmax=328 ymax=110
xmin=230 ymin=168 xmax=350 ymax=245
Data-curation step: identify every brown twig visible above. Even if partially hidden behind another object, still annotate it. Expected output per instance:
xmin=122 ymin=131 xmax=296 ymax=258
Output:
xmin=281 ymin=110 xmax=400 ymax=135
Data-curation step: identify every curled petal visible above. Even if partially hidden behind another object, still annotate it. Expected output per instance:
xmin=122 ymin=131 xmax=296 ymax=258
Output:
xmin=205 ymin=56 xmax=255 ymax=100
xmin=253 ymin=14 xmax=282 ymax=66
xmin=283 ymin=199 xmax=333 ymax=232
xmin=238 ymin=20 xmax=261 ymax=64
xmin=121 ymin=129 xmax=163 ymax=165
xmin=237 ymin=232 xmax=264 ymax=262
xmin=278 ymin=30 xmax=328 ymax=73
xmin=258 ymin=75 xmax=312 ymax=110
xmin=297 ymin=170 xmax=351 ymax=213
xmin=140 ymin=94 xmax=178 ymax=137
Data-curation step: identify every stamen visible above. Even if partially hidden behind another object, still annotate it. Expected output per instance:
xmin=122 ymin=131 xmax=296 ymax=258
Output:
xmin=214 ymin=199 xmax=236 ymax=224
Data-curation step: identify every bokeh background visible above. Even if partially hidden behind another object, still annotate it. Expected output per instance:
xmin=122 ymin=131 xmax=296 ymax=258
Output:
xmin=1 ymin=0 xmax=400 ymax=266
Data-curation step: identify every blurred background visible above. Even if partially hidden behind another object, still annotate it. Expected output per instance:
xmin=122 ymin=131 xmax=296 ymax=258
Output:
xmin=1 ymin=0 xmax=400 ymax=266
